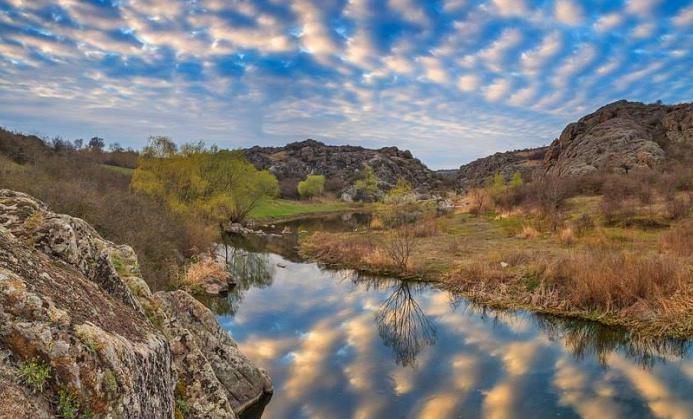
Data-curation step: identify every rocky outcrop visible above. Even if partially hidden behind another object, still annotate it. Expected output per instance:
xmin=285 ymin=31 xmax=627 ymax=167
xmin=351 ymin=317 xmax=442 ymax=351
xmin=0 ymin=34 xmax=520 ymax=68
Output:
xmin=0 ymin=190 xmax=272 ymax=418
xmin=244 ymin=139 xmax=439 ymax=199
xmin=456 ymin=147 xmax=547 ymax=190
xmin=543 ymin=100 xmax=693 ymax=176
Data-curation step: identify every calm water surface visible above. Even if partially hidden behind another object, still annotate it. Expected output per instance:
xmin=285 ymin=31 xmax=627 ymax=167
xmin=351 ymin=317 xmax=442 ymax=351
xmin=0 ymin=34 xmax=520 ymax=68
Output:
xmin=211 ymin=215 xmax=693 ymax=419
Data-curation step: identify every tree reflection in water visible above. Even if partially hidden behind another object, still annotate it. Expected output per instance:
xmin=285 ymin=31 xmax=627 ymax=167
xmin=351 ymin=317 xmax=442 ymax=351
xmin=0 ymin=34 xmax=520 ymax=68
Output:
xmin=374 ymin=281 xmax=437 ymax=367
xmin=205 ymin=245 xmax=274 ymax=316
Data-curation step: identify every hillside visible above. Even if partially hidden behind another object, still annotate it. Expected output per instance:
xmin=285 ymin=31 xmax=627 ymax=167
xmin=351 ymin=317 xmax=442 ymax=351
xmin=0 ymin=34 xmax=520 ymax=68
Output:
xmin=456 ymin=147 xmax=547 ymax=190
xmin=243 ymin=139 xmax=440 ymax=199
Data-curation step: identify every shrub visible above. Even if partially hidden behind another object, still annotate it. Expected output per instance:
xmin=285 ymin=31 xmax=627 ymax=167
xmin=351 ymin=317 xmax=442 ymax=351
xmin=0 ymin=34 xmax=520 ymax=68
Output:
xmin=665 ymin=193 xmax=691 ymax=220
xmin=558 ymin=227 xmax=576 ymax=246
xmin=18 ymin=359 xmax=51 ymax=393
xmin=467 ymin=188 xmax=492 ymax=216
xmin=297 ymin=175 xmax=326 ymax=199
xmin=516 ymin=225 xmax=539 ymax=240
xmin=57 ymin=388 xmax=80 ymax=419
xmin=279 ymin=178 xmax=300 ymax=199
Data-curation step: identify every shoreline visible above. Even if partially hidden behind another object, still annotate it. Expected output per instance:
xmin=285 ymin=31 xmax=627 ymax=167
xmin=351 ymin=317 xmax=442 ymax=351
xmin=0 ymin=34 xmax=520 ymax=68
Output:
xmin=300 ymin=234 xmax=693 ymax=340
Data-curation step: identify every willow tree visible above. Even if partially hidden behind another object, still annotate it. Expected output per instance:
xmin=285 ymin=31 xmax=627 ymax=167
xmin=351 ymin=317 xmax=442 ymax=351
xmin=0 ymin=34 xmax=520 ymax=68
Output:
xmin=132 ymin=137 xmax=278 ymax=226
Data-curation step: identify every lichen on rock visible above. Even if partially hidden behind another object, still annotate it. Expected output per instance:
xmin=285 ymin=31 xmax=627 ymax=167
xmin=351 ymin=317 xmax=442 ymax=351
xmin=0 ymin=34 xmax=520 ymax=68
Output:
xmin=0 ymin=189 xmax=272 ymax=418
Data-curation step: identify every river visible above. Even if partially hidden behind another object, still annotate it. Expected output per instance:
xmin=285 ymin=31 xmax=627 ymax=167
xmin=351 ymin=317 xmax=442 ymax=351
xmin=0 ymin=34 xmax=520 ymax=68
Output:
xmin=209 ymin=214 xmax=693 ymax=419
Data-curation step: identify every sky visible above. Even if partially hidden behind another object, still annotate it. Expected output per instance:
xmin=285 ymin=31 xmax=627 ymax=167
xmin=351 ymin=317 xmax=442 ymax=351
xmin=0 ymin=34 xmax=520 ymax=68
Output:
xmin=0 ymin=0 xmax=691 ymax=169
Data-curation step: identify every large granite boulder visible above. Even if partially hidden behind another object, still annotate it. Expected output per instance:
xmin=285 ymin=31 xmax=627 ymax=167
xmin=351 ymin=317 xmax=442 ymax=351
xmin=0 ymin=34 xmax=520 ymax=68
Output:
xmin=244 ymin=139 xmax=440 ymax=199
xmin=543 ymin=100 xmax=693 ymax=176
xmin=0 ymin=189 xmax=272 ymax=418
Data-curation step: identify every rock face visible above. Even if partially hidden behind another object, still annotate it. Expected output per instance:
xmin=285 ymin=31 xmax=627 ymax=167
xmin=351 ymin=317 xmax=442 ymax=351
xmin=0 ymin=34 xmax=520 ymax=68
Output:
xmin=244 ymin=139 xmax=439 ymax=199
xmin=456 ymin=147 xmax=547 ymax=190
xmin=543 ymin=100 xmax=693 ymax=176
xmin=0 ymin=190 xmax=272 ymax=418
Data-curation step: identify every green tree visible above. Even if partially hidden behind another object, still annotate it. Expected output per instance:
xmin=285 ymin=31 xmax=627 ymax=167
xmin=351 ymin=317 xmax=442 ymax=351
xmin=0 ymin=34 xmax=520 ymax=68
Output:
xmin=355 ymin=165 xmax=379 ymax=196
xmin=297 ymin=175 xmax=326 ymax=198
xmin=492 ymin=173 xmax=506 ymax=190
xmin=385 ymin=178 xmax=414 ymax=205
xmin=511 ymin=172 xmax=523 ymax=187
xmin=132 ymin=139 xmax=278 ymax=225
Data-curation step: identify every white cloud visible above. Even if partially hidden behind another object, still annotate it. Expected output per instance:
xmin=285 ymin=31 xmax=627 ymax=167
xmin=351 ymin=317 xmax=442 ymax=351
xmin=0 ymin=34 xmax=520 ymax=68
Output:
xmin=520 ymin=31 xmax=562 ymax=75
xmin=551 ymin=44 xmax=597 ymax=87
xmin=443 ymin=0 xmax=467 ymax=13
xmin=292 ymin=0 xmax=339 ymax=57
xmin=626 ymin=0 xmax=661 ymax=16
xmin=554 ymin=0 xmax=584 ymax=26
xmin=388 ymin=0 xmax=428 ymax=26
xmin=478 ymin=28 xmax=523 ymax=72
xmin=419 ymin=56 xmax=449 ymax=84
xmin=614 ymin=61 xmax=664 ymax=90
xmin=457 ymin=74 xmax=480 ymax=92
xmin=593 ymin=13 xmax=623 ymax=33
xmin=630 ymin=22 xmax=656 ymax=39
xmin=673 ymin=4 xmax=693 ymax=26
xmin=508 ymin=85 xmax=537 ymax=106
xmin=484 ymin=78 xmax=512 ymax=101
xmin=491 ymin=0 xmax=528 ymax=17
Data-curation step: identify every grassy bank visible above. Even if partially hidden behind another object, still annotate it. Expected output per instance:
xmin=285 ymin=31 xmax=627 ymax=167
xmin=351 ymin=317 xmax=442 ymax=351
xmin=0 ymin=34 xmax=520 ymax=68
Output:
xmin=248 ymin=198 xmax=365 ymax=221
xmin=300 ymin=195 xmax=693 ymax=338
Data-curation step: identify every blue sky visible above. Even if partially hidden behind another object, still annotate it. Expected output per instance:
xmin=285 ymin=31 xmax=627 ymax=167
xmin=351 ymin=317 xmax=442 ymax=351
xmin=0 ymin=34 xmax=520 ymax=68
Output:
xmin=0 ymin=0 xmax=691 ymax=169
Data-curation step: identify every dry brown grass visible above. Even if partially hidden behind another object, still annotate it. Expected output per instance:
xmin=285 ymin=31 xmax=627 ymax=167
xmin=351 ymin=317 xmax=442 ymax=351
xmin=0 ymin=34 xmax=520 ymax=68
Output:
xmin=183 ymin=258 xmax=229 ymax=286
xmin=543 ymin=250 xmax=690 ymax=312
xmin=660 ymin=221 xmax=693 ymax=257
xmin=516 ymin=225 xmax=540 ymax=239
xmin=558 ymin=227 xmax=576 ymax=246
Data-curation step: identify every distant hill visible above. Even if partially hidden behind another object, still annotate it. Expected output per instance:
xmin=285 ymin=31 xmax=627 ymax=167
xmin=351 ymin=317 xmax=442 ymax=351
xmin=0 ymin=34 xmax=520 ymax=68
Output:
xmin=243 ymin=139 xmax=441 ymax=199
xmin=456 ymin=147 xmax=547 ymax=190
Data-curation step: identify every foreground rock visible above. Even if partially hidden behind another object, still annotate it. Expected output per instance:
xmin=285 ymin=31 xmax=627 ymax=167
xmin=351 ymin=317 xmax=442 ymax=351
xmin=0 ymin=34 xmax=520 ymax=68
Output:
xmin=0 ymin=190 xmax=271 ymax=418
xmin=543 ymin=100 xmax=693 ymax=176
xmin=244 ymin=139 xmax=440 ymax=199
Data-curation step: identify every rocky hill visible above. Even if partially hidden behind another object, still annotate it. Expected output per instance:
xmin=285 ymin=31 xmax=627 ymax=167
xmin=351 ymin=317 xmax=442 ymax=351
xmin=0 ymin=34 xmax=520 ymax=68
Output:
xmin=456 ymin=147 xmax=547 ymax=190
xmin=243 ymin=139 xmax=439 ymax=199
xmin=543 ymin=100 xmax=693 ymax=176
xmin=0 ymin=190 xmax=272 ymax=418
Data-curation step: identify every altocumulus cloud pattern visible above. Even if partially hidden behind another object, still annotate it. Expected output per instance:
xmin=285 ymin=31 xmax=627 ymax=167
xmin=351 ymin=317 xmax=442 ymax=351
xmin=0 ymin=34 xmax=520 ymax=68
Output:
xmin=0 ymin=0 xmax=692 ymax=168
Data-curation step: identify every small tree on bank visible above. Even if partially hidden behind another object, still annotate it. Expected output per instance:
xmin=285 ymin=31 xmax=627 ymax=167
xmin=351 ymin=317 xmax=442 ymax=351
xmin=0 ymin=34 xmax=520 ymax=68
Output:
xmin=297 ymin=175 xmax=325 ymax=199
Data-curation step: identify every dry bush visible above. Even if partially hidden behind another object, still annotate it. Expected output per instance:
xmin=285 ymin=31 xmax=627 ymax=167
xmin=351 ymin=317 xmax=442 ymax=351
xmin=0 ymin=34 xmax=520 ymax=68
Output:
xmin=558 ymin=227 xmax=576 ymax=246
xmin=660 ymin=221 xmax=693 ymax=257
xmin=467 ymin=188 xmax=492 ymax=216
xmin=516 ymin=225 xmax=539 ymax=240
xmin=665 ymin=193 xmax=692 ymax=220
xmin=413 ymin=218 xmax=438 ymax=238
xmin=184 ymin=258 xmax=229 ymax=285
xmin=572 ymin=213 xmax=594 ymax=236
xmin=381 ymin=225 xmax=415 ymax=271
xmin=369 ymin=216 xmax=384 ymax=230
xmin=543 ymin=250 xmax=689 ymax=312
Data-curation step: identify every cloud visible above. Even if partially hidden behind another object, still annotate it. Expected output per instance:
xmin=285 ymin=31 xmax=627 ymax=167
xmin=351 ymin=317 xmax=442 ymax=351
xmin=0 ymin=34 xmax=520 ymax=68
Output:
xmin=673 ymin=4 xmax=693 ymax=26
xmin=478 ymin=27 xmax=523 ymax=72
xmin=484 ymin=78 xmax=512 ymax=101
xmin=457 ymin=74 xmax=480 ymax=92
xmin=594 ymin=13 xmax=624 ymax=33
xmin=292 ymin=0 xmax=339 ymax=57
xmin=551 ymin=44 xmax=597 ymax=87
xmin=419 ymin=56 xmax=449 ymax=84
xmin=554 ymin=0 xmax=584 ymax=26
xmin=520 ymin=31 xmax=562 ymax=75
xmin=491 ymin=0 xmax=529 ymax=17
xmin=630 ymin=22 xmax=656 ymax=39
xmin=626 ymin=0 xmax=661 ymax=16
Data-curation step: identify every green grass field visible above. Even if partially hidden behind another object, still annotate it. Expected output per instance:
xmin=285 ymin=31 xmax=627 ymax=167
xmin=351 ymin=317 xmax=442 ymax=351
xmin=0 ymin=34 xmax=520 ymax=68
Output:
xmin=101 ymin=164 xmax=134 ymax=176
xmin=248 ymin=199 xmax=358 ymax=220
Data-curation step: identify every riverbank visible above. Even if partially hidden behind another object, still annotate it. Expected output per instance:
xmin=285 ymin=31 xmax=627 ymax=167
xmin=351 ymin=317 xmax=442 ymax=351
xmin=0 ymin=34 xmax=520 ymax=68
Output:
xmin=247 ymin=198 xmax=369 ymax=223
xmin=300 ymin=201 xmax=693 ymax=339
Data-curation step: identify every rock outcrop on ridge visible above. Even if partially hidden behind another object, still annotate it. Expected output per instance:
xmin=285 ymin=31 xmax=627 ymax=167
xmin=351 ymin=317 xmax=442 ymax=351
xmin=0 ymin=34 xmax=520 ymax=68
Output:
xmin=244 ymin=139 xmax=439 ymax=199
xmin=0 ymin=189 xmax=272 ymax=418
xmin=542 ymin=100 xmax=693 ymax=176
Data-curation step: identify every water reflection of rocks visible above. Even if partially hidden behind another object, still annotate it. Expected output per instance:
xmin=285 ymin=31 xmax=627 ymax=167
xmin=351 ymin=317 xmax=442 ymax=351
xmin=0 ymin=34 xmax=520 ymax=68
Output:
xmin=205 ymin=245 xmax=274 ymax=315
